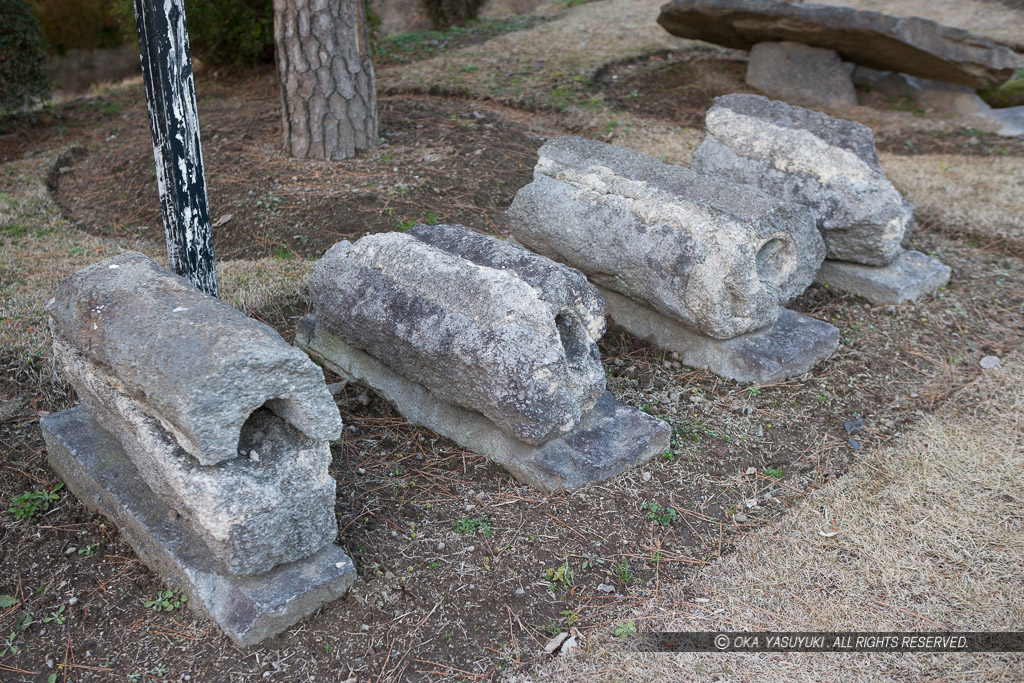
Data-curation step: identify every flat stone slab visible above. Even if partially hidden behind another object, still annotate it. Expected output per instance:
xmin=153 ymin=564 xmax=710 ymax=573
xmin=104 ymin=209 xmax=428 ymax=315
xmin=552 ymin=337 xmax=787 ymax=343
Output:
xmin=815 ymin=250 xmax=951 ymax=305
xmin=41 ymin=407 xmax=356 ymax=648
xmin=296 ymin=315 xmax=670 ymax=491
xmin=657 ymin=0 xmax=1021 ymax=89
xmin=598 ymin=286 xmax=839 ymax=384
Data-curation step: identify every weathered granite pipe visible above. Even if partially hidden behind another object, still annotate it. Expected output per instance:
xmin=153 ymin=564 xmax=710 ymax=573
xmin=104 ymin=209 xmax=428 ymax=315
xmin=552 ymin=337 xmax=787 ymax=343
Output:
xmin=507 ymin=136 xmax=825 ymax=339
xmin=308 ymin=225 xmax=607 ymax=445
xmin=46 ymin=252 xmax=342 ymax=466
xmin=46 ymin=252 xmax=344 ymax=575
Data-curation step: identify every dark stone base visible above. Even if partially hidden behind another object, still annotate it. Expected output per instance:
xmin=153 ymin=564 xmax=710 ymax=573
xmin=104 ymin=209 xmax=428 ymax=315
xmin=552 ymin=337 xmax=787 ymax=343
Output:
xmin=40 ymin=407 xmax=356 ymax=648
xmin=814 ymin=250 xmax=951 ymax=305
xmin=296 ymin=316 xmax=671 ymax=491
xmin=597 ymin=286 xmax=839 ymax=384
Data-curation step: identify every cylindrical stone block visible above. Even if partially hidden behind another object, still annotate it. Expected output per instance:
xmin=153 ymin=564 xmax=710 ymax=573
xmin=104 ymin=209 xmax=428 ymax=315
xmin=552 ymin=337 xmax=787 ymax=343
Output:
xmin=692 ymin=94 xmax=914 ymax=266
xmin=46 ymin=252 xmax=343 ymax=465
xmin=308 ymin=225 xmax=607 ymax=445
xmin=507 ymin=136 xmax=825 ymax=340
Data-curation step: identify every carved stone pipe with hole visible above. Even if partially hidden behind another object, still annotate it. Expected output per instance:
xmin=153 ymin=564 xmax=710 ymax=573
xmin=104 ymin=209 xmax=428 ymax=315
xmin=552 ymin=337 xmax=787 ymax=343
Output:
xmin=46 ymin=252 xmax=342 ymax=465
xmin=308 ymin=225 xmax=608 ymax=445
xmin=46 ymin=252 xmax=344 ymax=575
xmin=507 ymin=136 xmax=825 ymax=340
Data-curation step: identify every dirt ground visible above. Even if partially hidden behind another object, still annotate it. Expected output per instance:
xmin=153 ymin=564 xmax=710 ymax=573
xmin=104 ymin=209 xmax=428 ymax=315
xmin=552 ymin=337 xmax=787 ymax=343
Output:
xmin=2 ymin=0 xmax=1024 ymax=681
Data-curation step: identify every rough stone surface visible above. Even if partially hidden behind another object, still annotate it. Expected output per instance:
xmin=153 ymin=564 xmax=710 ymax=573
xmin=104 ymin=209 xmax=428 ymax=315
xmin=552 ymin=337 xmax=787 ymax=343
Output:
xmin=296 ymin=316 xmax=670 ymax=491
xmin=41 ymin=407 xmax=356 ymax=647
xmin=507 ymin=136 xmax=824 ymax=340
xmin=815 ymin=250 xmax=952 ymax=305
xmin=853 ymin=67 xmax=991 ymax=115
xmin=746 ymin=41 xmax=857 ymax=110
xmin=54 ymin=336 xmax=338 ymax=576
xmin=598 ymin=287 xmax=839 ymax=384
xmin=692 ymin=94 xmax=913 ymax=266
xmin=657 ymin=0 xmax=1022 ymax=89
xmin=308 ymin=225 xmax=606 ymax=445
xmin=46 ymin=252 xmax=342 ymax=466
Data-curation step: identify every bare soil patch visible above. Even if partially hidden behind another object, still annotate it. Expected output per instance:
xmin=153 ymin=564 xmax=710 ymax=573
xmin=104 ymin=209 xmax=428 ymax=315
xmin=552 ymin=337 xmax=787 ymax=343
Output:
xmin=45 ymin=69 xmax=561 ymax=263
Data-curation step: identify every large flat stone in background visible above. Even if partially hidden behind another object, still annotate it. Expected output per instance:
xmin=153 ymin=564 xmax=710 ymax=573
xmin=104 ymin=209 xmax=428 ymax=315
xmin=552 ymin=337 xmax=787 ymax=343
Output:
xmin=598 ymin=287 xmax=839 ymax=384
xmin=40 ymin=407 xmax=356 ymax=648
xmin=815 ymin=250 xmax=952 ymax=305
xmin=296 ymin=315 xmax=670 ymax=491
xmin=657 ymin=0 xmax=1021 ymax=89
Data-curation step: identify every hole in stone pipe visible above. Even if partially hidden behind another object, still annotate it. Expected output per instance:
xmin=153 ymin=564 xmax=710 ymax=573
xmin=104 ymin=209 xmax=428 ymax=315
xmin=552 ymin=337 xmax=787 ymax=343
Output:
xmin=237 ymin=398 xmax=301 ymax=457
xmin=755 ymin=238 xmax=787 ymax=285
xmin=555 ymin=312 xmax=585 ymax=362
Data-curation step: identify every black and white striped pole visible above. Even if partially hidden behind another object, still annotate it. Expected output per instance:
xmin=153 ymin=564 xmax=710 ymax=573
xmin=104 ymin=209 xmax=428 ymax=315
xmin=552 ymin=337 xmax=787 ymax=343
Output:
xmin=132 ymin=0 xmax=218 ymax=297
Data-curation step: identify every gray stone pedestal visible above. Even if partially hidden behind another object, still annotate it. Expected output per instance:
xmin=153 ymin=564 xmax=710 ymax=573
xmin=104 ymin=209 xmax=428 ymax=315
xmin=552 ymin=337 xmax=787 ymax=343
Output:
xmin=597 ymin=286 xmax=839 ymax=384
xmin=40 ymin=407 xmax=356 ymax=648
xmin=814 ymin=250 xmax=951 ymax=305
xmin=296 ymin=315 xmax=670 ymax=491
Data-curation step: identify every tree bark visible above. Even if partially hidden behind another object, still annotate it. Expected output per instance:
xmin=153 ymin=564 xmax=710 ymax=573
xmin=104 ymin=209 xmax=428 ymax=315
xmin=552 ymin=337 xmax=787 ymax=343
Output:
xmin=273 ymin=0 xmax=378 ymax=161
xmin=133 ymin=0 xmax=218 ymax=297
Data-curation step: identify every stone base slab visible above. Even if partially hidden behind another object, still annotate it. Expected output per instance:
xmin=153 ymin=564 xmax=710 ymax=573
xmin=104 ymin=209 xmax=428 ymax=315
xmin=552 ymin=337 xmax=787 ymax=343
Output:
xmin=814 ymin=250 xmax=951 ymax=305
xmin=296 ymin=316 xmax=670 ymax=491
xmin=40 ymin=407 xmax=356 ymax=648
xmin=597 ymin=286 xmax=839 ymax=384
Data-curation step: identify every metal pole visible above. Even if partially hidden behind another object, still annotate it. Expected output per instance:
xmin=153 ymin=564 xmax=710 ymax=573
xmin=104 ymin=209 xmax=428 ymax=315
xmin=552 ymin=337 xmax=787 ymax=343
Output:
xmin=132 ymin=0 xmax=218 ymax=296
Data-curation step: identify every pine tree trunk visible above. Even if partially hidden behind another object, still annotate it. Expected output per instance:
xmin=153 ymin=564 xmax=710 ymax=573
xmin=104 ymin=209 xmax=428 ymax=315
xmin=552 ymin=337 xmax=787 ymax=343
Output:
xmin=133 ymin=0 xmax=218 ymax=296
xmin=273 ymin=0 xmax=378 ymax=160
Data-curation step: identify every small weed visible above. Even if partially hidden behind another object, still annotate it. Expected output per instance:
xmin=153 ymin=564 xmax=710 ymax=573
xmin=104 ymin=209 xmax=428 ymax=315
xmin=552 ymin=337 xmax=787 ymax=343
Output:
xmin=78 ymin=543 xmax=97 ymax=557
xmin=453 ymin=517 xmax=493 ymax=538
xmin=255 ymin=194 xmax=282 ymax=211
xmin=396 ymin=218 xmax=416 ymax=232
xmin=614 ymin=620 xmax=636 ymax=639
xmin=612 ymin=557 xmax=633 ymax=585
xmin=144 ymin=588 xmax=188 ymax=612
xmin=271 ymin=246 xmax=295 ymax=260
xmin=428 ymin=561 xmax=440 ymax=570
xmin=43 ymin=605 xmax=65 ymax=625
xmin=560 ymin=609 xmax=580 ymax=627
xmin=580 ymin=553 xmax=604 ymax=571
xmin=642 ymin=501 xmax=677 ymax=526
xmin=763 ymin=466 xmax=784 ymax=479
xmin=544 ymin=561 xmax=574 ymax=591
xmin=748 ymin=386 xmax=761 ymax=396
xmin=425 ymin=211 xmax=440 ymax=225
xmin=8 ymin=483 xmax=63 ymax=520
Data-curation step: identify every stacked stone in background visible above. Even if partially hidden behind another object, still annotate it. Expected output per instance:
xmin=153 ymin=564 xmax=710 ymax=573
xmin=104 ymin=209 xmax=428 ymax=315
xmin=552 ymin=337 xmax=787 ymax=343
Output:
xmin=507 ymin=136 xmax=839 ymax=383
xmin=692 ymin=94 xmax=951 ymax=304
xmin=657 ymin=0 xmax=1021 ymax=114
xmin=296 ymin=224 xmax=670 ymax=491
xmin=40 ymin=252 xmax=353 ymax=647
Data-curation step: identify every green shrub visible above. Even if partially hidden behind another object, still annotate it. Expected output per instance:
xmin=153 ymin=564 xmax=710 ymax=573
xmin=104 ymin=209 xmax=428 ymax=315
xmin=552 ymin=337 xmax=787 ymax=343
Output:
xmin=423 ymin=0 xmax=483 ymax=29
xmin=112 ymin=0 xmax=275 ymax=66
xmin=0 ymin=0 xmax=51 ymax=111
xmin=30 ymin=0 xmax=125 ymax=54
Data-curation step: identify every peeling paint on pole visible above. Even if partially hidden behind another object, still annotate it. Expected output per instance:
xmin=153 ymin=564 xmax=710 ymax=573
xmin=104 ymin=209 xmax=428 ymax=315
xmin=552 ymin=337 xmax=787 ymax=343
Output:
xmin=133 ymin=0 xmax=218 ymax=296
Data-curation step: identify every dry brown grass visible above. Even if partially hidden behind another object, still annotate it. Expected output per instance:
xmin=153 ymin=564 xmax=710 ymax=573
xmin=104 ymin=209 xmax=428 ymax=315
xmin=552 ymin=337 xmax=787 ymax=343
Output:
xmin=0 ymin=150 xmax=313 ymax=361
xmin=531 ymin=352 xmax=1024 ymax=682
xmin=881 ymin=152 xmax=1024 ymax=254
